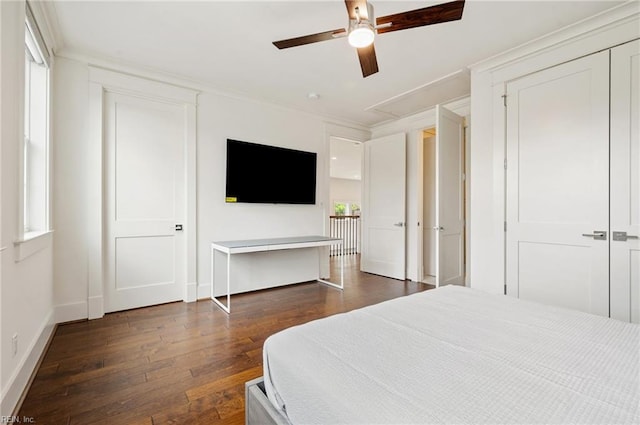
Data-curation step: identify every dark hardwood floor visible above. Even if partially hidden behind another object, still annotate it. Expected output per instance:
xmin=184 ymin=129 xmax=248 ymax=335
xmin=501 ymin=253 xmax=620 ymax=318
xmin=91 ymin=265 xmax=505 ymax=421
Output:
xmin=19 ymin=255 xmax=431 ymax=424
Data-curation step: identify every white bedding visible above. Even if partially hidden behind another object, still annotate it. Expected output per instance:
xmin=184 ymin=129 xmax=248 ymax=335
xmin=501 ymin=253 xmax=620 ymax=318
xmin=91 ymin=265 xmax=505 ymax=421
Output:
xmin=262 ymin=285 xmax=640 ymax=425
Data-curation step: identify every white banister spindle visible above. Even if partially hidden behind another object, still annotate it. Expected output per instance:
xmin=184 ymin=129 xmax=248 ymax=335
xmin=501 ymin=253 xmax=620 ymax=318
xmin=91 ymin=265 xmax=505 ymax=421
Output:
xmin=329 ymin=215 xmax=361 ymax=256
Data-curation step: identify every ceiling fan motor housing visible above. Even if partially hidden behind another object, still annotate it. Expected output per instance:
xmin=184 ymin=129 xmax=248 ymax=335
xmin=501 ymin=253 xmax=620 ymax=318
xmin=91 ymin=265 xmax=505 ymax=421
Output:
xmin=348 ymin=2 xmax=376 ymax=48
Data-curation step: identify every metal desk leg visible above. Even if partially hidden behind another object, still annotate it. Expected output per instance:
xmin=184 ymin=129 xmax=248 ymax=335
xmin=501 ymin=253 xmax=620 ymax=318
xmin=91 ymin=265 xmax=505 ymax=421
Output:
xmin=341 ymin=240 xmax=344 ymax=288
xmin=318 ymin=242 xmax=344 ymax=290
xmin=211 ymin=247 xmax=231 ymax=314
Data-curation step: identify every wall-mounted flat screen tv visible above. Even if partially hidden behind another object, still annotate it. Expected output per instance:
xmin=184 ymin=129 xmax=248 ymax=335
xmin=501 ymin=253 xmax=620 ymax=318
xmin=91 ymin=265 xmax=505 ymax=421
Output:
xmin=225 ymin=139 xmax=317 ymax=205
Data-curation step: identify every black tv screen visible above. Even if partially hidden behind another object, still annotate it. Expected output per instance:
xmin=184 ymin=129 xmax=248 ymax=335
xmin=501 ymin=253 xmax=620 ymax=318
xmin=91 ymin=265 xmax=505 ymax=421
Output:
xmin=225 ymin=139 xmax=317 ymax=204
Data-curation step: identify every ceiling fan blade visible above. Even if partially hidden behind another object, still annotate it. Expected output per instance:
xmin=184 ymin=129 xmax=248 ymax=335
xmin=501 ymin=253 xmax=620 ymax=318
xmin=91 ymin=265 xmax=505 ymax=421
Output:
xmin=273 ymin=28 xmax=347 ymax=49
xmin=376 ymin=0 xmax=465 ymax=35
xmin=357 ymin=43 xmax=379 ymax=78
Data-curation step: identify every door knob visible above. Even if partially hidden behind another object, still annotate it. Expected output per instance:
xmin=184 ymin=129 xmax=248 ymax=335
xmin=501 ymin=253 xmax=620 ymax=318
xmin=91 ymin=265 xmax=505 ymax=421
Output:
xmin=175 ymin=224 xmax=184 ymax=231
xmin=612 ymin=231 xmax=638 ymax=241
xmin=394 ymin=222 xmax=405 ymax=227
xmin=581 ymin=231 xmax=606 ymax=240
xmin=432 ymin=226 xmax=444 ymax=231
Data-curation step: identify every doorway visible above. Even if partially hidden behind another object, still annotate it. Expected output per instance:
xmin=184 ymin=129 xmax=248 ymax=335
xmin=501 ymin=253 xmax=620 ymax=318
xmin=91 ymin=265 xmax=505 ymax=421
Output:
xmin=421 ymin=128 xmax=437 ymax=285
xmin=416 ymin=106 xmax=466 ymax=287
xmin=329 ymin=137 xmax=363 ymax=258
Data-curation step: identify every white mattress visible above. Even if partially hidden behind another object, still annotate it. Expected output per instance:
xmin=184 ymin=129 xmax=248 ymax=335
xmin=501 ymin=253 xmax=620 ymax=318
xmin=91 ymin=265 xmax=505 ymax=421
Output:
xmin=262 ymin=285 xmax=640 ymax=424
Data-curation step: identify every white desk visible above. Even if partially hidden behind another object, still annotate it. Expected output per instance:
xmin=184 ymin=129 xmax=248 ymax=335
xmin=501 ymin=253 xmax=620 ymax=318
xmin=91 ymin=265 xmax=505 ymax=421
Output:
xmin=210 ymin=235 xmax=344 ymax=313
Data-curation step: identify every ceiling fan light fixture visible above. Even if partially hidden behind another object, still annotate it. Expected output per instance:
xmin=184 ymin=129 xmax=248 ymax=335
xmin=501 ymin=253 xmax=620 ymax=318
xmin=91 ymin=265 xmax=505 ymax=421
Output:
xmin=348 ymin=22 xmax=375 ymax=48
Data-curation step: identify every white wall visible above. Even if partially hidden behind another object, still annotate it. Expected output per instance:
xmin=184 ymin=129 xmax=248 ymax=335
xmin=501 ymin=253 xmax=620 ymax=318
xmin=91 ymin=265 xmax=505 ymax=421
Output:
xmin=51 ymin=56 xmax=362 ymax=308
xmin=52 ymin=58 xmax=90 ymax=321
xmin=197 ymin=91 xmax=330 ymax=296
xmin=330 ymin=178 xmax=361 ymax=211
xmin=0 ymin=0 xmax=55 ymax=415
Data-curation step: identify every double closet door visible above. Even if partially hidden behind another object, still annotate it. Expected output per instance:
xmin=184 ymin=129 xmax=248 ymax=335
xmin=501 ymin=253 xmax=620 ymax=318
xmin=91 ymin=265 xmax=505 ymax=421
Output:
xmin=505 ymin=40 xmax=639 ymax=323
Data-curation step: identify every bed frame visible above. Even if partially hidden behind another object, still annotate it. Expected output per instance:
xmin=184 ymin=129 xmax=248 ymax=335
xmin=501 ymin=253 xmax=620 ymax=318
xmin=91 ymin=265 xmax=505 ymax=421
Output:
xmin=245 ymin=377 xmax=289 ymax=425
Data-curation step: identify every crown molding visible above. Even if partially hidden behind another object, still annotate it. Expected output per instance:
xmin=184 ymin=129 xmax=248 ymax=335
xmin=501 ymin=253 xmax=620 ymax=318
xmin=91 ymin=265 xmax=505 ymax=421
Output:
xmin=55 ymin=47 xmax=371 ymax=131
xmin=469 ymin=1 xmax=639 ymax=74
xmin=27 ymin=0 xmax=64 ymax=56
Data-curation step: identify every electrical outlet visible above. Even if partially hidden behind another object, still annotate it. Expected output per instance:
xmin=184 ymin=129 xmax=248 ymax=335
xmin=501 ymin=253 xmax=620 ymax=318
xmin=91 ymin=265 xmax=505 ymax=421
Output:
xmin=12 ymin=334 xmax=18 ymax=357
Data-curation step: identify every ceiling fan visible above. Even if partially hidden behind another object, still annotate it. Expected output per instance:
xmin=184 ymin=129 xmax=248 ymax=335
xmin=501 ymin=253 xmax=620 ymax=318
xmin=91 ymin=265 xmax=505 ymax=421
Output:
xmin=273 ymin=0 xmax=466 ymax=78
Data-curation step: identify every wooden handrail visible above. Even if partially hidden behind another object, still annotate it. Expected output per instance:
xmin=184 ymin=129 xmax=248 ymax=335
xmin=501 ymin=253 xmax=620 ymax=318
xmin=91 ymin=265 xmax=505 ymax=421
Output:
xmin=329 ymin=215 xmax=361 ymax=219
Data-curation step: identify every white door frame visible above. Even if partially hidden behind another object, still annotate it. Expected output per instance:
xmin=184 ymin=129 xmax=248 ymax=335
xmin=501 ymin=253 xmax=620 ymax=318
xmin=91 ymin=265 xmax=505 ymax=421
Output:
xmin=415 ymin=116 xmax=469 ymax=286
xmin=87 ymin=67 xmax=198 ymax=319
xmin=323 ymin=124 xmax=370 ymax=278
xmin=416 ymin=129 xmax=435 ymax=283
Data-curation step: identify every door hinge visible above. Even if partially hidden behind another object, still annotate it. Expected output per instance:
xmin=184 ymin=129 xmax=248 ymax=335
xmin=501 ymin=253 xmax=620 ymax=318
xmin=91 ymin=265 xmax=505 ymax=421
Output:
xmin=504 ymin=221 xmax=507 ymax=232
xmin=504 ymin=284 xmax=507 ymax=294
xmin=462 ymin=173 xmax=466 ymax=181
xmin=504 ymin=158 xmax=507 ymax=170
xmin=502 ymin=94 xmax=507 ymax=107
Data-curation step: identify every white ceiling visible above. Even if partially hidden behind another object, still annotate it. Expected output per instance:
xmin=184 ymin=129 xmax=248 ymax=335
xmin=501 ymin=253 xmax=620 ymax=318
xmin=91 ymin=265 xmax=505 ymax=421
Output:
xmin=48 ymin=0 xmax=624 ymax=127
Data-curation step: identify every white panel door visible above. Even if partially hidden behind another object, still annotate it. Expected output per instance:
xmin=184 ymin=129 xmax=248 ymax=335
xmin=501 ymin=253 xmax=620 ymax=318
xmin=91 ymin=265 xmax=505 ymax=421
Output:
xmin=104 ymin=92 xmax=185 ymax=312
xmin=506 ymin=51 xmax=610 ymax=316
xmin=435 ymin=106 xmax=465 ymax=287
xmin=361 ymin=133 xmax=406 ymax=280
xmin=611 ymin=40 xmax=640 ymax=323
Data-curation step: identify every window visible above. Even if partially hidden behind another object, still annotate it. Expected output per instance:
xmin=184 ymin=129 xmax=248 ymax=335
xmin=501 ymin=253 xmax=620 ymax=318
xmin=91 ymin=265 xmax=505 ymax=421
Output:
xmin=22 ymin=3 xmax=50 ymax=238
xmin=333 ymin=202 xmax=361 ymax=216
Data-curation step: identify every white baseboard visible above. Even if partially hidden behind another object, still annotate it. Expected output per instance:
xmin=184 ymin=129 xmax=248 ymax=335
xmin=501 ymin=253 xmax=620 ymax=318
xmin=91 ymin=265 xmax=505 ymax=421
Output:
xmin=197 ymin=283 xmax=211 ymax=300
xmin=0 ymin=310 xmax=55 ymax=416
xmin=185 ymin=281 xmax=197 ymax=302
xmin=88 ymin=295 xmax=104 ymax=319
xmin=55 ymin=301 xmax=88 ymax=323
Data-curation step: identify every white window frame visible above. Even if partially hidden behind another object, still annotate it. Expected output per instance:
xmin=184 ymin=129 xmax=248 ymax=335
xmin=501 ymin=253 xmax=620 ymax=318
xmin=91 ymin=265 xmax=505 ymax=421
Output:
xmin=15 ymin=2 xmax=53 ymax=261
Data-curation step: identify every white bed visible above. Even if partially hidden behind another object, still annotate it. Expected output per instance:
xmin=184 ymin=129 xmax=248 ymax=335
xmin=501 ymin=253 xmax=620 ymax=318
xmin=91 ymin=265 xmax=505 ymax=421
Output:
xmin=258 ymin=285 xmax=639 ymax=424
